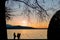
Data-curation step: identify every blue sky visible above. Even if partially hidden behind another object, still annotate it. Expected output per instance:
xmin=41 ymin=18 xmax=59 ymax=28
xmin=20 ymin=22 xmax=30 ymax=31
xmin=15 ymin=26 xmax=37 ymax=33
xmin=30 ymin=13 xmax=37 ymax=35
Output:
xmin=5 ymin=0 xmax=60 ymax=11
xmin=5 ymin=0 xmax=60 ymax=18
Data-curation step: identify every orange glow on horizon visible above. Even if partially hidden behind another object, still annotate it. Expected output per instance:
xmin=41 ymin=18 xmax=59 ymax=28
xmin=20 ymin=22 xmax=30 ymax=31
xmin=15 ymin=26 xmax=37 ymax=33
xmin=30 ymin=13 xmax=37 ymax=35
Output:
xmin=6 ymin=19 xmax=49 ymax=28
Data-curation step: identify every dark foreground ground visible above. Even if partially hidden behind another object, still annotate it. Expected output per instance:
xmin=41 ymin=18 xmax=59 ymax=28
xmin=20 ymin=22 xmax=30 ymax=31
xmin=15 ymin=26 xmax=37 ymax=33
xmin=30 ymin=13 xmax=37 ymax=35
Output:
xmin=8 ymin=39 xmax=47 ymax=40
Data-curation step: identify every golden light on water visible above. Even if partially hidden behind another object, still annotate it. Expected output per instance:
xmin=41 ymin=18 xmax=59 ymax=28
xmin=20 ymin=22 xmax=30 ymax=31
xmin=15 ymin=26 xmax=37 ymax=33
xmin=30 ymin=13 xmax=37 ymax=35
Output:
xmin=7 ymin=29 xmax=47 ymax=39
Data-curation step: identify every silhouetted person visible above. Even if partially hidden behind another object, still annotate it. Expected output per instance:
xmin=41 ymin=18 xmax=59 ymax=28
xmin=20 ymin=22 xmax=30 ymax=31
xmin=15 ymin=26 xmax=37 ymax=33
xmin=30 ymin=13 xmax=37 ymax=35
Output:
xmin=48 ymin=10 xmax=60 ymax=40
xmin=17 ymin=33 xmax=21 ymax=40
xmin=13 ymin=32 xmax=16 ymax=40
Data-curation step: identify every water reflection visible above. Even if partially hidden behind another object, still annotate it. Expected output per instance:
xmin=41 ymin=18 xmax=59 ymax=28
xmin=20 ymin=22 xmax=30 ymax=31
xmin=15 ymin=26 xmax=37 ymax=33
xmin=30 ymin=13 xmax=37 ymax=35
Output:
xmin=7 ymin=29 xmax=47 ymax=39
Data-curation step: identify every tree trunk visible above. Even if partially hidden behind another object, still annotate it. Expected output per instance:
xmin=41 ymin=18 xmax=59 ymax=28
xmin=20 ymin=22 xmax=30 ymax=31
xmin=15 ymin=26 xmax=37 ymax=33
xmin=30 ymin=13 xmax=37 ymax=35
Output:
xmin=0 ymin=0 xmax=7 ymax=40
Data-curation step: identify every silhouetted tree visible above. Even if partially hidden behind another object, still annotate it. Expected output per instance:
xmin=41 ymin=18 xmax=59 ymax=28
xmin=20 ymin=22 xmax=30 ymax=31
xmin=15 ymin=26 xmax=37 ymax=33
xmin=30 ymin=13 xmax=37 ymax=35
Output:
xmin=0 ymin=0 xmax=7 ymax=40
xmin=0 ymin=0 xmax=13 ymax=40
xmin=48 ymin=10 xmax=60 ymax=39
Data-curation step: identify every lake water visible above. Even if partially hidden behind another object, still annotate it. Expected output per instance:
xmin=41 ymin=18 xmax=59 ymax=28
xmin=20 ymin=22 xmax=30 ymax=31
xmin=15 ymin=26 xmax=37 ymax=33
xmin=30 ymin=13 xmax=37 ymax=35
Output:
xmin=7 ymin=29 xmax=47 ymax=39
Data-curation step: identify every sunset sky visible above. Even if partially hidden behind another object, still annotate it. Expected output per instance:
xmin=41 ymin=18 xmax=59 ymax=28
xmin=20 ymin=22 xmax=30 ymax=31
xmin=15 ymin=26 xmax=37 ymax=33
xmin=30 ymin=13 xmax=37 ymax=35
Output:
xmin=5 ymin=0 xmax=60 ymax=28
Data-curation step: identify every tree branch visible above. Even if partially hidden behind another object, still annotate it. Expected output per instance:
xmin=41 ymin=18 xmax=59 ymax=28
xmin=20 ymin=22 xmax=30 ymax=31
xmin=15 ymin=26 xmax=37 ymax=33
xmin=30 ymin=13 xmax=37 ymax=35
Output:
xmin=35 ymin=0 xmax=49 ymax=16
xmin=14 ymin=0 xmax=48 ymax=15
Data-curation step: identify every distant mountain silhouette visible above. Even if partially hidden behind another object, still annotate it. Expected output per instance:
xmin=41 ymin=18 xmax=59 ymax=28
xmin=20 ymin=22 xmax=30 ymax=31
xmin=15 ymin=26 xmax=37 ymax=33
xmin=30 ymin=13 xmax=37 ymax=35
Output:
xmin=6 ymin=24 xmax=35 ymax=29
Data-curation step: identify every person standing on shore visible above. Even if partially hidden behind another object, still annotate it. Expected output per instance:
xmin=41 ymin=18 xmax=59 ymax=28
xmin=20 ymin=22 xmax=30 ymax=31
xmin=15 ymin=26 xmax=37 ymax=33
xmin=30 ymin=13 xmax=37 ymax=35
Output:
xmin=17 ymin=33 xmax=21 ymax=40
xmin=13 ymin=32 xmax=16 ymax=40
